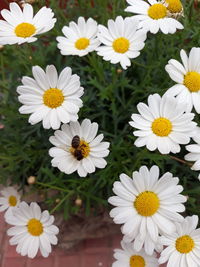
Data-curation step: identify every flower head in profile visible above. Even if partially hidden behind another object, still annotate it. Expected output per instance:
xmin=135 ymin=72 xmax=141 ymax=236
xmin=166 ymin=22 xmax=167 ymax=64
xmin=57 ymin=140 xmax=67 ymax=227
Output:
xmin=112 ymin=240 xmax=159 ymax=267
xmin=49 ymin=119 xmax=110 ymax=177
xmin=96 ymin=16 xmax=147 ymax=70
xmin=57 ymin=17 xmax=100 ymax=57
xmin=0 ymin=2 xmax=56 ymax=45
xmin=108 ymin=165 xmax=187 ymax=255
xmin=159 ymin=215 xmax=200 ymax=267
xmin=125 ymin=0 xmax=183 ymax=34
xmin=0 ymin=187 xmax=20 ymax=218
xmin=129 ymin=94 xmax=196 ymax=154
xmin=162 ymin=0 xmax=184 ymax=18
xmin=17 ymin=65 xmax=84 ymax=130
xmin=165 ymin=47 xmax=200 ymax=113
xmin=6 ymin=202 xmax=59 ymax=258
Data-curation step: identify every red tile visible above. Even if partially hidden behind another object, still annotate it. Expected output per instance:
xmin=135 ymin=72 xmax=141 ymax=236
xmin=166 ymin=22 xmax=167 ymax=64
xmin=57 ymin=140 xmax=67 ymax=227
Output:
xmin=3 ymin=257 xmax=27 ymax=267
xmin=4 ymin=240 xmax=21 ymax=258
xmin=0 ymin=211 xmax=168 ymax=267
xmin=111 ymin=234 xmax=122 ymax=248
xmin=28 ymin=257 xmax=55 ymax=267
xmin=81 ymin=252 xmax=111 ymax=267
xmin=0 ymin=213 xmax=6 ymax=229
xmin=55 ymin=255 xmax=79 ymax=267
xmin=84 ymin=237 xmax=110 ymax=253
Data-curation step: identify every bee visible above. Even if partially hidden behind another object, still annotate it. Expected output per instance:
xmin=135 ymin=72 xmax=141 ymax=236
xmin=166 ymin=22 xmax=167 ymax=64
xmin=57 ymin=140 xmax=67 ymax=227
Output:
xmin=71 ymin=135 xmax=80 ymax=149
xmin=74 ymin=149 xmax=84 ymax=161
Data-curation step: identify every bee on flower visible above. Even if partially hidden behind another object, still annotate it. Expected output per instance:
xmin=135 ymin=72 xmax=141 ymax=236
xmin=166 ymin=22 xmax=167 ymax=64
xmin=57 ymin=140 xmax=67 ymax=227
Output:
xmin=49 ymin=119 xmax=110 ymax=177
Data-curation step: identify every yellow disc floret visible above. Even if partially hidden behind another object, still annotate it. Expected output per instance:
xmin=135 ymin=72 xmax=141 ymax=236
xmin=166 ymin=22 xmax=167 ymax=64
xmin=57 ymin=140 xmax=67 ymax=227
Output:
xmin=176 ymin=235 xmax=195 ymax=254
xmin=134 ymin=191 xmax=160 ymax=216
xmin=148 ymin=3 xmax=167 ymax=19
xmin=152 ymin=117 xmax=172 ymax=137
xmin=15 ymin=23 xmax=36 ymax=38
xmin=8 ymin=195 xmax=17 ymax=207
xmin=43 ymin=88 xmax=64 ymax=108
xmin=112 ymin=37 xmax=130 ymax=53
xmin=27 ymin=218 xmax=43 ymax=236
xmin=184 ymin=71 xmax=200 ymax=92
xmin=75 ymin=38 xmax=90 ymax=50
xmin=130 ymin=255 xmax=145 ymax=267
xmin=165 ymin=0 xmax=183 ymax=13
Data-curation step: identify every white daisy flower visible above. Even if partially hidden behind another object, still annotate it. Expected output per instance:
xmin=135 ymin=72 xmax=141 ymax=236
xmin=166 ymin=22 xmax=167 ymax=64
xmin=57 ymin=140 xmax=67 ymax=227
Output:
xmin=185 ymin=127 xmax=200 ymax=171
xmin=49 ymin=119 xmax=110 ymax=177
xmin=6 ymin=201 xmax=59 ymax=259
xmin=56 ymin=17 xmax=100 ymax=57
xmin=17 ymin=65 xmax=84 ymax=130
xmin=159 ymin=215 xmax=200 ymax=267
xmin=113 ymin=240 xmax=159 ymax=267
xmin=0 ymin=2 xmax=56 ymax=45
xmin=129 ymin=94 xmax=196 ymax=154
xmin=108 ymin=165 xmax=187 ymax=255
xmin=165 ymin=47 xmax=200 ymax=113
xmin=162 ymin=0 xmax=184 ymax=18
xmin=0 ymin=186 xmax=20 ymax=218
xmin=125 ymin=0 xmax=184 ymax=34
xmin=96 ymin=16 xmax=147 ymax=70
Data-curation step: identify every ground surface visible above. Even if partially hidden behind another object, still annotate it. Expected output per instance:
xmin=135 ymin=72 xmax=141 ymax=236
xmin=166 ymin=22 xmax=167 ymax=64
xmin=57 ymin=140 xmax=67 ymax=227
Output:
xmin=0 ymin=212 xmax=166 ymax=267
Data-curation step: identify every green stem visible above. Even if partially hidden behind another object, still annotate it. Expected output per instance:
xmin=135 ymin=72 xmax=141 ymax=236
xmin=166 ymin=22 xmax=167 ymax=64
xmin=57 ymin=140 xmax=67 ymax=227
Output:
xmin=170 ymin=155 xmax=192 ymax=167
xmin=36 ymin=181 xmax=71 ymax=193
xmin=50 ymin=193 xmax=70 ymax=214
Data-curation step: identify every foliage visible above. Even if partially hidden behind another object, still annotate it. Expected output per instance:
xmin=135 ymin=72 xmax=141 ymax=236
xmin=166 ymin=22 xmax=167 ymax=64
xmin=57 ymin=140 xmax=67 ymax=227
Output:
xmin=0 ymin=0 xmax=200 ymax=219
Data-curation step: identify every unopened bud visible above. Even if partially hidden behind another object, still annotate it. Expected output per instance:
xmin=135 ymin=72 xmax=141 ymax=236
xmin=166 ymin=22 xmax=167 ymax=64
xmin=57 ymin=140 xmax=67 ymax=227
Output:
xmin=117 ymin=68 xmax=123 ymax=74
xmin=27 ymin=176 xmax=36 ymax=185
xmin=75 ymin=198 xmax=82 ymax=206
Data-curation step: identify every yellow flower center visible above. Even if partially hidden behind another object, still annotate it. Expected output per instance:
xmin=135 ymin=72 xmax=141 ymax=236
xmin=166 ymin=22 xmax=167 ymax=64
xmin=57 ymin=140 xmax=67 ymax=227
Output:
xmin=75 ymin=38 xmax=90 ymax=50
xmin=15 ymin=23 xmax=36 ymax=38
xmin=27 ymin=218 xmax=43 ymax=236
xmin=148 ymin=3 xmax=167 ymax=19
xmin=166 ymin=0 xmax=183 ymax=13
xmin=152 ymin=117 xmax=172 ymax=137
xmin=134 ymin=191 xmax=160 ymax=216
xmin=130 ymin=255 xmax=145 ymax=267
xmin=43 ymin=88 xmax=64 ymax=108
xmin=8 ymin=195 xmax=17 ymax=207
xmin=184 ymin=71 xmax=200 ymax=92
xmin=70 ymin=139 xmax=90 ymax=160
xmin=112 ymin=37 xmax=130 ymax=53
xmin=176 ymin=235 xmax=195 ymax=254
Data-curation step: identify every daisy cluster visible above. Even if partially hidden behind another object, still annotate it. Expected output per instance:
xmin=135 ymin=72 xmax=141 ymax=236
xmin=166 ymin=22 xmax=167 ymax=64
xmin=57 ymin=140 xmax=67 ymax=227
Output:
xmin=0 ymin=0 xmax=185 ymax=70
xmin=0 ymin=0 xmax=200 ymax=265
